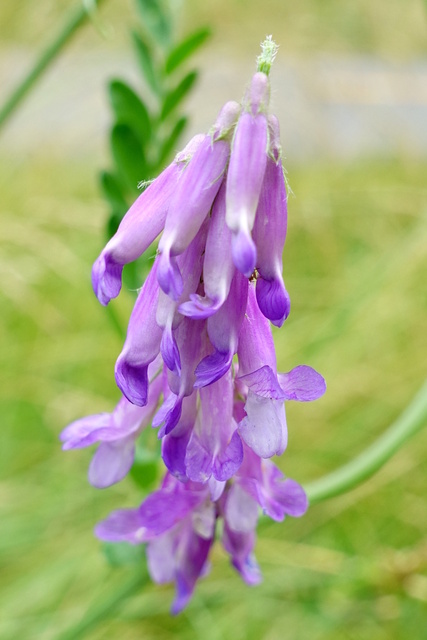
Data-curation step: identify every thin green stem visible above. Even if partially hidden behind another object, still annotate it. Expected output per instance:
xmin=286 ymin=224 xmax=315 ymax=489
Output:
xmin=0 ymin=0 xmax=106 ymax=131
xmin=305 ymin=379 xmax=427 ymax=504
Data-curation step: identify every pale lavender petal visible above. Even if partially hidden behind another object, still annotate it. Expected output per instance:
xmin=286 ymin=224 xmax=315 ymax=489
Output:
xmin=238 ymin=365 xmax=285 ymax=400
xmin=95 ymin=508 xmax=145 ymax=543
xmin=247 ymin=71 xmax=270 ymax=115
xmin=272 ymin=478 xmax=308 ymax=518
xmin=185 ymin=434 xmax=212 ymax=483
xmin=146 ymin=531 xmax=176 ymax=583
xmin=277 ymin=365 xmax=327 ymax=402
xmin=225 ymin=483 xmax=259 ymax=534
xmin=61 ymin=376 xmax=162 ymax=451
xmin=88 ymin=438 xmax=135 ymax=489
xmin=208 ymin=477 xmax=226 ymax=501
xmin=60 ymin=413 xmax=110 ymax=448
xmin=239 ymin=391 xmax=287 ymax=458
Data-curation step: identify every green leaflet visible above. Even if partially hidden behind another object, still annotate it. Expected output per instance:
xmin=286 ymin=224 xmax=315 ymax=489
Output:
xmin=99 ymin=170 xmax=128 ymax=213
xmin=165 ymin=27 xmax=211 ymax=74
xmin=158 ymin=115 xmax=188 ymax=164
xmin=132 ymin=31 xmax=161 ymax=96
xmin=134 ymin=0 xmax=171 ymax=48
xmin=110 ymin=123 xmax=147 ymax=192
xmin=108 ymin=80 xmax=151 ymax=145
xmin=160 ymin=71 xmax=198 ymax=121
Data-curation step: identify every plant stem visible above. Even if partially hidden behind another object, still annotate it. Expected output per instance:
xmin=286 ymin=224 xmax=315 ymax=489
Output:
xmin=305 ymin=379 xmax=427 ymax=504
xmin=0 ymin=0 xmax=107 ymax=132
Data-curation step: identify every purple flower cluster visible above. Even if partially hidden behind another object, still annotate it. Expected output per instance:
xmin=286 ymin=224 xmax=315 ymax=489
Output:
xmin=61 ymin=51 xmax=326 ymax=614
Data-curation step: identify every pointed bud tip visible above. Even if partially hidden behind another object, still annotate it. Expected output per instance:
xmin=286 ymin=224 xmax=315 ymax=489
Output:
xmin=256 ymin=35 xmax=278 ymax=76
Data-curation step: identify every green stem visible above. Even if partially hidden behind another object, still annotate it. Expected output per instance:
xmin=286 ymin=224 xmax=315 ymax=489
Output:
xmin=0 ymin=0 xmax=106 ymax=131
xmin=305 ymin=379 xmax=427 ymax=504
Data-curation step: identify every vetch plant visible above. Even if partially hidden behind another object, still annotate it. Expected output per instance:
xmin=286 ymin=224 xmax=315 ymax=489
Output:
xmin=56 ymin=32 xmax=427 ymax=619
xmin=62 ymin=36 xmax=327 ymax=612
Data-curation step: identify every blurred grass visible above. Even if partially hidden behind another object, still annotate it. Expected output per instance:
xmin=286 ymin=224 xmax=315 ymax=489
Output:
xmin=1 ymin=150 xmax=427 ymax=639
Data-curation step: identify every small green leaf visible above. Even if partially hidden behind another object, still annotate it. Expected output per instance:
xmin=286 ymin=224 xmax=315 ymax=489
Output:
xmin=110 ymin=123 xmax=147 ymax=192
xmin=102 ymin=542 xmax=145 ymax=567
xmin=165 ymin=27 xmax=211 ymax=75
xmin=129 ymin=428 xmax=161 ymax=489
xmin=99 ymin=170 xmax=128 ymax=213
xmin=129 ymin=458 xmax=159 ymax=489
xmin=107 ymin=212 xmax=124 ymax=240
xmin=134 ymin=0 xmax=171 ymax=47
xmin=108 ymin=80 xmax=151 ymax=145
xmin=160 ymin=71 xmax=198 ymax=121
xmin=158 ymin=116 xmax=188 ymax=164
xmin=132 ymin=31 xmax=160 ymax=96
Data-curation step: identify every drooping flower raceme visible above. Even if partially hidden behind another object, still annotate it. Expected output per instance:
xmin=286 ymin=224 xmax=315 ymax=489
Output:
xmin=61 ymin=36 xmax=326 ymax=614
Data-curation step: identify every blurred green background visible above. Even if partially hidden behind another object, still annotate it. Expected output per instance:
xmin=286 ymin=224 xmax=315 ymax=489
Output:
xmin=1 ymin=1 xmax=427 ymax=638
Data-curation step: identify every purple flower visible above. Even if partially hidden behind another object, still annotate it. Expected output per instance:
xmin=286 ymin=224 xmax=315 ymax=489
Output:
xmin=237 ymin=285 xmax=326 ymax=458
xmin=156 ymin=220 xmax=208 ymax=375
xmin=226 ymin=73 xmax=270 ymax=276
xmin=152 ymin=316 xmax=206 ymax=436
xmin=114 ymin=260 xmax=163 ymax=406
xmin=157 ymin=102 xmax=240 ymax=301
xmin=65 ymin=38 xmax=328 ymax=614
xmin=178 ymin=179 xmax=234 ymax=319
xmin=185 ymin=369 xmax=243 ymax=483
xmin=91 ymin=135 xmax=204 ymax=306
xmin=253 ymin=115 xmax=291 ymax=327
xmin=220 ymin=441 xmax=307 ymax=585
xmin=95 ymin=473 xmax=214 ymax=614
xmin=60 ymin=368 xmax=162 ymax=488
xmin=194 ymin=269 xmax=248 ymax=388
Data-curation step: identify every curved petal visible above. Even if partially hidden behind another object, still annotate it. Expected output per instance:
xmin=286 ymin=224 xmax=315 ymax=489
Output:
xmin=277 ymin=365 xmax=326 ymax=402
